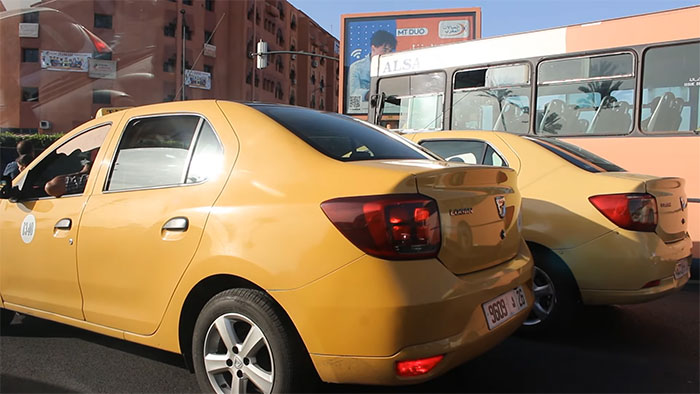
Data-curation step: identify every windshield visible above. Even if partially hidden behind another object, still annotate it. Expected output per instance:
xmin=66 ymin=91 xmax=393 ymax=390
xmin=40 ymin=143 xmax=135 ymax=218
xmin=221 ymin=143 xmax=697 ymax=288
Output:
xmin=248 ymin=104 xmax=432 ymax=162
xmin=526 ymin=136 xmax=626 ymax=172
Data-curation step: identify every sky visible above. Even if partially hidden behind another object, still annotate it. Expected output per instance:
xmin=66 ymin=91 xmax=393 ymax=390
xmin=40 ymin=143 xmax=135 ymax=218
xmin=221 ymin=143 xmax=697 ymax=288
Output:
xmin=288 ymin=0 xmax=700 ymax=39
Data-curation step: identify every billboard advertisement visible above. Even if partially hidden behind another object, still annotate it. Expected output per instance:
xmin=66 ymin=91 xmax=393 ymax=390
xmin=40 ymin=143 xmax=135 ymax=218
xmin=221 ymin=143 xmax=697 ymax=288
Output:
xmin=341 ymin=8 xmax=481 ymax=115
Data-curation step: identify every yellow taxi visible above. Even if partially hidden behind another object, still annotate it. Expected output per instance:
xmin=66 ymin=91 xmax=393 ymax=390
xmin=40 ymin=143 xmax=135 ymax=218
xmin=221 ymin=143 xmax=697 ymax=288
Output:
xmin=0 ymin=101 xmax=533 ymax=392
xmin=406 ymin=130 xmax=692 ymax=332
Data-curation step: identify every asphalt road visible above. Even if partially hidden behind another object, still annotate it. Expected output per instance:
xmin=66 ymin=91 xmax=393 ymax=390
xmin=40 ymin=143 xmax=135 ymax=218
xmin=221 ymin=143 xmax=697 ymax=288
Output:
xmin=1 ymin=283 xmax=698 ymax=393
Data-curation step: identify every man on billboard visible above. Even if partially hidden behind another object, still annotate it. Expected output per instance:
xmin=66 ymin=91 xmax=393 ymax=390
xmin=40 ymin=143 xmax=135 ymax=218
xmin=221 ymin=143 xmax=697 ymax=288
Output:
xmin=346 ymin=30 xmax=396 ymax=111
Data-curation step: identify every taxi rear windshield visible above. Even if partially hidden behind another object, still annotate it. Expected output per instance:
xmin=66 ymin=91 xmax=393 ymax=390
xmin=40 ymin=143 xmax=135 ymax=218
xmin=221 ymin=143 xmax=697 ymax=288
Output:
xmin=526 ymin=137 xmax=626 ymax=173
xmin=249 ymin=104 xmax=430 ymax=161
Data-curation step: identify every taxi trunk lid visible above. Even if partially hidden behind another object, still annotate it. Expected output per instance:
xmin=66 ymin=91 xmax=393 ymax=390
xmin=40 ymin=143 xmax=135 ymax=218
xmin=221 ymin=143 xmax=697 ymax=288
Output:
xmin=415 ymin=165 xmax=522 ymax=275
xmin=646 ymin=177 xmax=688 ymax=243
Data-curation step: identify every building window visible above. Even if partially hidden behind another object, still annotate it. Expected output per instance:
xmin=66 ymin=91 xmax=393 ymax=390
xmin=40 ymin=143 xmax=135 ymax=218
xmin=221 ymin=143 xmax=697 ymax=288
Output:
xmin=22 ymin=11 xmax=39 ymax=23
xmin=310 ymin=74 xmax=316 ymax=85
xmin=204 ymin=64 xmax=213 ymax=75
xmin=183 ymin=0 xmax=193 ymax=5
xmin=204 ymin=30 xmax=213 ymax=44
xmin=205 ymin=0 xmax=214 ymax=11
xmin=93 ymin=90 xmax=111 ymax=104
xmin=22 ymin=48 xmax=39 ymax=63
xmin=277 ymin=1 xmax=285 ymax=20
xmin=246 ymin=70 xmax=252 ymax=85
xmin=163 ymin=55 xmax=176 ymax=72
xmin=310 ymin=95 xmax=316 ymax=109
xmin=184 ymin=25 xmax=192 ymax=40
xmin=93 ymin=51 xmax=113 ymax=60
xmin=164 ymin=20 xmax=177 ymax=37
xmin=290 ymin=14 xmax=296 ymax=30
xmin=276 ymin=28 xmax=284 ymax=45
xmin=21 ymin=87 xmax=38 ymax=102
xmin=94 ymin=14 xmax=113 ymax=29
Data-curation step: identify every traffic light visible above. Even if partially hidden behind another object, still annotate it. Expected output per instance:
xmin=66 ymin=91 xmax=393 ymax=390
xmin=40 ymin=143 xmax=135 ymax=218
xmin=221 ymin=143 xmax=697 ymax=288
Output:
xmin=256 ymin=40 xmax=268 ymax=69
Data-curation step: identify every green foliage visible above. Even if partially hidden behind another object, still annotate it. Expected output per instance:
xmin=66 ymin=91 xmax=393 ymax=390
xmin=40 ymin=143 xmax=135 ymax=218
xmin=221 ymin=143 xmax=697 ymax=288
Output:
xmin=0 ymin=133 xmax=63 ymax=150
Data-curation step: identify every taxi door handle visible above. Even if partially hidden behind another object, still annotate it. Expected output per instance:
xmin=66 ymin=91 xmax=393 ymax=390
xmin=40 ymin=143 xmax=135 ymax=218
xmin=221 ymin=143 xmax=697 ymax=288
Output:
xmin=162 ymin=217 xmax=189 ymax=232
xmin=54 ymin=218 xmax=72 ymax=231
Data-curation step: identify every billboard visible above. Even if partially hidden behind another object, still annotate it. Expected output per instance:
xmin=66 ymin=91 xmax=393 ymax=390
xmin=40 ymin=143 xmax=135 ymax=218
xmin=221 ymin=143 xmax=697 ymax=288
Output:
xmin=341 ymin=8 xmax=481 ymax=115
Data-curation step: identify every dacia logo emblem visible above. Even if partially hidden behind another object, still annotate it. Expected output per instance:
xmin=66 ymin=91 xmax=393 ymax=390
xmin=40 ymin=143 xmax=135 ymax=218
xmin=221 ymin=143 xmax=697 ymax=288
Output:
xmin=680 ymin=197 xmax=687 ymax=211
xmin=495 ymin=196 xmax=506 ymax=219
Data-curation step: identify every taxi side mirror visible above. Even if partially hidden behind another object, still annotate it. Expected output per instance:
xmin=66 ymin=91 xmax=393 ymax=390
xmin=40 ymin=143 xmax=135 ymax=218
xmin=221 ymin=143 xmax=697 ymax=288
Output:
xmin=0 ymin=175 xmax=21 ymax=201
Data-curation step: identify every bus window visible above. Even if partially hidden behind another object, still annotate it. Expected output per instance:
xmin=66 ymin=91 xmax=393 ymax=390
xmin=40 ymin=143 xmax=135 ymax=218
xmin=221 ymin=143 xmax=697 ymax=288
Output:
xmin=451 ymin=63 xmax=530 ymax=134
xmin=377 ymin=72 xmax=445 ymax=131
xmin=536 ymin=53 xmax=635 ymax=136
xmin=640 ymin=42 xmax=700 ymax=133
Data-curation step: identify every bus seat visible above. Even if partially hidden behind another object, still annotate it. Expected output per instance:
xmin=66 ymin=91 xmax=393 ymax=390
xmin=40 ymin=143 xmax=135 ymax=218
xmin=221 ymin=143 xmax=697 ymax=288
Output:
xmin=539 ymin=100 xmax=587 ymax=134
xmin=494 ymin=102 xmax=528 ymax=133
xmin=589 ymin=100 xmax=632 ymax=133
xmin=646 ymin=92 xmax=683 ymax=131
xmin=539 ymin=99 xmax=566 ymax=133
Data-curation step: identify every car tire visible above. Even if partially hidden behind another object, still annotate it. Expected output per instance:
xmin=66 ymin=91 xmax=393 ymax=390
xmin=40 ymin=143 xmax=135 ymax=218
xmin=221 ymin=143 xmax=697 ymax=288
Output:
xmin=1 ymin=308 xmax=15 ymax=332
xmin=520 ymin=244 xmax=581 ymax=334
xmin=192 ymin=288 xmax=310 ymax=394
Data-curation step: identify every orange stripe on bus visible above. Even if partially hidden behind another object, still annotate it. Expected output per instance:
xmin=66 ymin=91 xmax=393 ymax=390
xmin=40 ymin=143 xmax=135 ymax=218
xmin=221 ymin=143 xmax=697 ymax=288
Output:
xmin=565 ymin=6 xmax=700 ymax=52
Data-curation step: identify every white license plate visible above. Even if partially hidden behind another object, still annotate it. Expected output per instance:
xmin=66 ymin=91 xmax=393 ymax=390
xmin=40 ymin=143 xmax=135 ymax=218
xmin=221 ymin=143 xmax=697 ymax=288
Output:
xmin=674 ymin=258 xmax=690 ymax=280
xmin=482 ymin=286 xmax=528 ymax=330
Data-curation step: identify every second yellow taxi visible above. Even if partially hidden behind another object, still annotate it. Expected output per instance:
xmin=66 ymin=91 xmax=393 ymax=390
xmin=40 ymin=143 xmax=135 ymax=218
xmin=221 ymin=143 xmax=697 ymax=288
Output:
xmin=407 ymin=130 xmax=691 ymax=332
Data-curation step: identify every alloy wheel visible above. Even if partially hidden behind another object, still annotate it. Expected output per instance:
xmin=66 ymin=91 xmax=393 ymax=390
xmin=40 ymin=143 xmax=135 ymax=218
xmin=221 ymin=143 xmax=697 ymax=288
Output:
xmin=203 ymin=313 xmax=274 ymax=394
xmin=523 ymin=266 xmax=557 ymax=326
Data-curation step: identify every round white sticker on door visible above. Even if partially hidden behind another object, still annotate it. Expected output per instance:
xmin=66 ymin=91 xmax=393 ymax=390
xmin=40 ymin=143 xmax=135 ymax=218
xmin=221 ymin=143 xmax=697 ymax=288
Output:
xmin=20 ymin=214 xmax=36 ymax=244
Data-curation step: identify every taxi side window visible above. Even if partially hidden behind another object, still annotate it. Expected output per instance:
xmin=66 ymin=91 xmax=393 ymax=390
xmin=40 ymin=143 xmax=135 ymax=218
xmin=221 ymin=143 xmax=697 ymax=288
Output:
xmin=19 ymin=124 xmax=111 ymax=199
xmin=106 ymin=115 xmax=223 ymax=191
xmin=418 ymin=139 xmax=508 ymax=167
xmin=186 ymin=121 xmax=225 ymax=184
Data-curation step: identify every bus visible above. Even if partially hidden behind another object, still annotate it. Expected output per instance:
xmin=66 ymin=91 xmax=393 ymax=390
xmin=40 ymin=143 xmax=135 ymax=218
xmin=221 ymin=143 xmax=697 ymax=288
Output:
xmin=367 ymin=6 xmax=700 ymax=269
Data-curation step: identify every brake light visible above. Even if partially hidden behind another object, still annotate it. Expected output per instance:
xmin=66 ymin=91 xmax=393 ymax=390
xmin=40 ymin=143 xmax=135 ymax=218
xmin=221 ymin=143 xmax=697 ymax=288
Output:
xmin=396 ymin=355 xmax=444 ymax=377
xmin=589 ymin=193 xmax=657 ymax=232
xmin=321 ymin=194 xmax=441 ymax=260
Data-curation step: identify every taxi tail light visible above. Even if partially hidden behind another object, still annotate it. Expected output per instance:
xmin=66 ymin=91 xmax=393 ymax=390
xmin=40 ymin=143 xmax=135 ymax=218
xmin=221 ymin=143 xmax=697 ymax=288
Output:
xmin=321 ymin=194 xmax=441 ymax=260
xmin=396 ymin=355 xmax=444 ymax=377
xmin=589 ymin=193 xmax=657 ymax=232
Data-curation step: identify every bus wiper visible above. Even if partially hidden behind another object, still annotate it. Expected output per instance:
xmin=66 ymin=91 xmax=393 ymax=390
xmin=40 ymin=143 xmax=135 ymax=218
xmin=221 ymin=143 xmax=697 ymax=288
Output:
xmin=370 ymin=93 xmax=399 ymax=125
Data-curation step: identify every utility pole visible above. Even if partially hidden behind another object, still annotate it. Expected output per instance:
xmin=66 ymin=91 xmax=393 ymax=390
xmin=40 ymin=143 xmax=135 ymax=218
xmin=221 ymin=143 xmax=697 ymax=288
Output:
xmin=251 ymin=1 xmax=256 ymax=101
xmin=181 ymin=9 xmax=186 ymax=101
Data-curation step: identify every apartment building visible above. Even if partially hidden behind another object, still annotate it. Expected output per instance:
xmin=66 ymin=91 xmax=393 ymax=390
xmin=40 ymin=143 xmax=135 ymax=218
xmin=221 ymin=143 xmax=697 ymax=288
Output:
xmin=0 ymin=0 xmax=340 ymax=134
